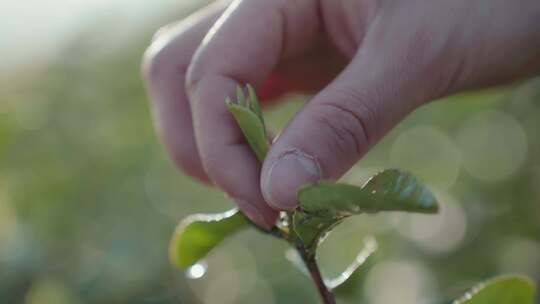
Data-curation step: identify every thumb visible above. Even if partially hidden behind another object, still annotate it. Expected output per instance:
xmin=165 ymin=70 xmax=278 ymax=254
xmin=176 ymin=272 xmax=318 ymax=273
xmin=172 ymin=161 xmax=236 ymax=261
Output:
xmin=260 ymin=49 xmax=437 ymax=210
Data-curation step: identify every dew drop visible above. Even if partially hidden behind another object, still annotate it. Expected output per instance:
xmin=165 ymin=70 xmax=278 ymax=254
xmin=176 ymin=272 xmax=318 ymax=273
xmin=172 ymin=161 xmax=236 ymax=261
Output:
xmin=186 ymin=262 xmax=207 ymax=280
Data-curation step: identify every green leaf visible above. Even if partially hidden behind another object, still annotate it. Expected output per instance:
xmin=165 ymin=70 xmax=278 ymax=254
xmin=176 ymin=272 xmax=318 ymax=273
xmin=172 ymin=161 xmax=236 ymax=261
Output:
xmin=236 ymin=86 xmax=246 ymax=107
xmin=169 ymin=209 xmax=249 ymax=269
xmin=226 ymin=85 xmax=269 ymax=162
xmin=362 ymin=169 xmax=439 ymax=211
xmin=247 ymin=84 xmax=264 ymax=128
xmin=292 ymin=211 xmax=343 ymax=255
xmin=292 ymin=169 xmax=437 ymax=256
xmin=298 ymin=169 xmax=439 ymax=218
xmin=454 ymin=275 xmax=536 ymax=304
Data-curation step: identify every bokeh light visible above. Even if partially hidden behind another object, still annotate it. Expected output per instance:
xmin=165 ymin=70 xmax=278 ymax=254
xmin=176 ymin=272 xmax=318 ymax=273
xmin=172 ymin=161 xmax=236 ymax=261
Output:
xmin=392 ymin=193 xmax=468 ymax=254
xmin=389 ymin=126 xmax=461 ymax=190
xmin=364 ymin=260 xmax=436 ymax=304
xmin=457 ymin=110 xmax=528 ymax=182
xmin=186 ymin=262 xmax=207 ymax=280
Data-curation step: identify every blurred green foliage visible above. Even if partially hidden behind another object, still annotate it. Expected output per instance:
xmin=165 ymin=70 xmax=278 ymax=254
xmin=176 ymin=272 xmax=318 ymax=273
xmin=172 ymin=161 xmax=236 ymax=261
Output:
xmin=1 ymin=2 xmax=539 ymax=304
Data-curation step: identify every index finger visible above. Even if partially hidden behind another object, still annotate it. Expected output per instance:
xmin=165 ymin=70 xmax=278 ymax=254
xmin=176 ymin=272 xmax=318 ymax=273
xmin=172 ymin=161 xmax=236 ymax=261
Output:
xmin=185 ymin=0 xmax=320 ymax=223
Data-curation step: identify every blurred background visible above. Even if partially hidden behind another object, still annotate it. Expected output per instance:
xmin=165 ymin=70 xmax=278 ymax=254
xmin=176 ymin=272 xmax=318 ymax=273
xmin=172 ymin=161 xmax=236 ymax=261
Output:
xmin=1 ymin=0 xmax=539 ymax=303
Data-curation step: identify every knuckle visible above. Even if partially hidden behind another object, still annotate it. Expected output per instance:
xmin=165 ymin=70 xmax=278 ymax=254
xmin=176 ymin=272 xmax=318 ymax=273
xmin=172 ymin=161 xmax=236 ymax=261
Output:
xmin=401 ymin=26 xmax=465 ymax=99
xmin=141 ymin=45 xmax=159 ymax=84
xmin=141 ymin=25 xmax=192 ymax=86
xmin=151 ymin=22 xmax=179 ymax=42
xmin=184 ymin=56 xmax=205 ymax=95
xmin=313 ymin=88 xmax=378 ymax=156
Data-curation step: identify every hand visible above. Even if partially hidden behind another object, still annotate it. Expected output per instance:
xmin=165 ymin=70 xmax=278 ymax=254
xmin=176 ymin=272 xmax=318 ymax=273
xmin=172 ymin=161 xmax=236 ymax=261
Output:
xmin=142 ymin=0 xmax=540 ymax=228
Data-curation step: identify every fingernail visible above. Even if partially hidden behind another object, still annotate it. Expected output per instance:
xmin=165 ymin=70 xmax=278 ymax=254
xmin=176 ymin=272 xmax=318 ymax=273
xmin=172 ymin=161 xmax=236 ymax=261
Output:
xmin=261 ymin=149 xmax=322 ymax=210
xmin=237 ymin=200 xmax=274 ymax=230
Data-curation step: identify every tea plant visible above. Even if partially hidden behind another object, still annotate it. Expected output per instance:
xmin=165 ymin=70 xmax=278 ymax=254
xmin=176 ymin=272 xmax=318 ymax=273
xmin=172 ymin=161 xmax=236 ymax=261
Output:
xmin=169 ymin=85 xmax=537 ymax=304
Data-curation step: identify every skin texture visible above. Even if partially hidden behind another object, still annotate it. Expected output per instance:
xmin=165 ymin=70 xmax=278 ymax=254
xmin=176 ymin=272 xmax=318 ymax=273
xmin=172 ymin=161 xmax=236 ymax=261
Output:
xmin=142 ymin=0 xmax=540 ymax=228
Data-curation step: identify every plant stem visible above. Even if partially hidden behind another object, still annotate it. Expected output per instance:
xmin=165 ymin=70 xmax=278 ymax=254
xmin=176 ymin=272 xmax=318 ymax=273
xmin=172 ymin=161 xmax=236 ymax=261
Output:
xmin=300 ymin=249 xmax=336 ymax=304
